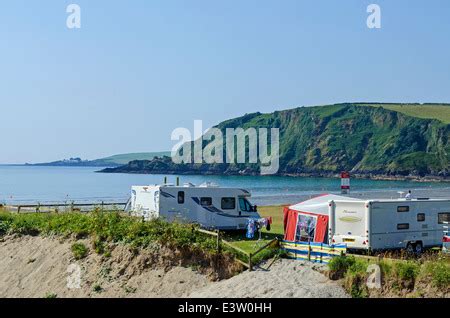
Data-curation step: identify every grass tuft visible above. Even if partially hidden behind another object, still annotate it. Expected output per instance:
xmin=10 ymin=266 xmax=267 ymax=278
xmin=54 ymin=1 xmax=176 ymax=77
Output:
xmin=71 ymin=242 xmax=88 ymax=260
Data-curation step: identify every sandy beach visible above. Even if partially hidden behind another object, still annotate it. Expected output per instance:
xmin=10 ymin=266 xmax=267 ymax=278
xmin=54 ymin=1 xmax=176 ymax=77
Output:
xmin=254 ymin=187 xmax=450 ymax=206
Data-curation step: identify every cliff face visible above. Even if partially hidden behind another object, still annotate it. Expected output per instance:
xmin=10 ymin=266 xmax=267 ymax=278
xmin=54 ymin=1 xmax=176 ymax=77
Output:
xmin=101 ymin=104 xmax=450 ymax=179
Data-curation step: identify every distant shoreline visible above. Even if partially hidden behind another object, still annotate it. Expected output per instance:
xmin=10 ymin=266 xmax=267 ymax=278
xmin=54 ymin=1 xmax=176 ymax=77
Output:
xmin=97 ymin=168 xmax=450 ymax=183
xmin=1 ymin=164 xmax=448 ymax=183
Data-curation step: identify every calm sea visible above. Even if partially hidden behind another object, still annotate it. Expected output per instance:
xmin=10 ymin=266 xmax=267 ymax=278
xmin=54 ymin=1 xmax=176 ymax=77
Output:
xmin=0 ymin=166 xmax=449 ymax=206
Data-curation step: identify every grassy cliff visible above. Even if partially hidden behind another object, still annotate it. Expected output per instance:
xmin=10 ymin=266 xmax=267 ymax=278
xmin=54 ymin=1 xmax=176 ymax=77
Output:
xmin=101 ymin=103 xmax=450 ymax=179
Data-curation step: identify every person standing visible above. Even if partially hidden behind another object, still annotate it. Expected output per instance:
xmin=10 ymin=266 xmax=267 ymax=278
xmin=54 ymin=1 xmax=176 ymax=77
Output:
xmin=405 ymin=190 xmax=412 ymax=200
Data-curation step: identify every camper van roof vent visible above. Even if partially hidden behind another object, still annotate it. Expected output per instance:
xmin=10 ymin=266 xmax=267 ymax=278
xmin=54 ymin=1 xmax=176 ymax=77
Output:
xmin=199 ymin=182 xmax=219 ymax=188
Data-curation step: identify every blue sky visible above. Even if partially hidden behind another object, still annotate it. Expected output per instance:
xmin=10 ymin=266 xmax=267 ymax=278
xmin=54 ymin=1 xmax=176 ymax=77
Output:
xmin=1 ymin=0 xmax=450 ymax=163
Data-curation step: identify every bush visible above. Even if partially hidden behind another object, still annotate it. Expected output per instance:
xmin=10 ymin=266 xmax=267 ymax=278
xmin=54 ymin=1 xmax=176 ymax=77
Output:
xmin=92 ymin=284 xmax=103 ymax=293
xmin=328 ymin=255 xmax=356 ymax=273
xmin=329 ymin=256 xmax=369 ymax=298
xmin=420 ymin=260 xmax=450 ymax=289
xmin=344 ymin=272 xmax=369 ymax=298
xmin=0 ymin=210 xmax=218 ymax=253
xmin=0 ymin=220 xmax=11 ymax=235
xmin=71 ymin=242 xmax=88 ymax=260
xmin=347 ymin=258 xmax=368 ymax=275
xmin=394 ymin=261 xmax=420 ymax=281
xmin=378 ymin=260 xmax=392 ymax=276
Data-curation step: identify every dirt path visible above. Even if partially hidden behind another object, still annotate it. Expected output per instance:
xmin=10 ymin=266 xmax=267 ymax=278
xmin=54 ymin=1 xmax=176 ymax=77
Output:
xmin=0 ymin=236 xmax=348 ymax=298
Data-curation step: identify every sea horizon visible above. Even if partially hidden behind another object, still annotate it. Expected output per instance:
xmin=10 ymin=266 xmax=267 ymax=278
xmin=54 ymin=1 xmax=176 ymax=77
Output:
xmin=1 ymin=165 xmax=449 ymax=206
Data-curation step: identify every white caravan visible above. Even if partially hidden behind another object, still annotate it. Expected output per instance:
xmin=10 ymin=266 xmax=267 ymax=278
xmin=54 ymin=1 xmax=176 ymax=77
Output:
xmin=127 ymin=183 xmax=261 ymax=230
xmin=329 ymin=198 xmax=450 ymax=254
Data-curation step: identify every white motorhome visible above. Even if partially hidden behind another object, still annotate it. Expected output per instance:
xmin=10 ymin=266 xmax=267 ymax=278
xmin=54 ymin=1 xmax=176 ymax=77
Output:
xmin=329 ymin=198 xmax=450 ymax=254
xmin=127 ymin=183 xmax=261 ymax=230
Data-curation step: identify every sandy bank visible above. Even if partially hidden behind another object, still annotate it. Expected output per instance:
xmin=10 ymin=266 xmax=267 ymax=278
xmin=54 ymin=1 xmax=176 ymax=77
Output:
xmin=0 ymin=236 xmax=349 ymax=298
xmin=189 ymin=259 xmax=349 ymax=298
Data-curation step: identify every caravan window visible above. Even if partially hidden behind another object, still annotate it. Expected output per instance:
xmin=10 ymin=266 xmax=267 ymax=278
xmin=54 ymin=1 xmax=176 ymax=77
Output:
xmin=417 ymin=213 xmax=425 ymax=222
xmin=221 ymin=197 xmax=236 ymax=210
xmin=178 ymin=191 xmax=185 ymax=204
xmin=397 ymin=206 xmax=410 ymax=213
xmin=438 ymin=213 xmax=450 ymax=224
xmin=397 ymin=223 xmax=409 ymax=230
xmin=295 ymin=214 xmax=317 ymax=243
xmin=200 ymin=197 xmax=212 ymax=206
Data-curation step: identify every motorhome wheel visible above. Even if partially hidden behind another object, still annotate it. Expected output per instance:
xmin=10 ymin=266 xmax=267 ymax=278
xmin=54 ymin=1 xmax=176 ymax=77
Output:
xmin=406 ymin=243 xmax=415 ymax=255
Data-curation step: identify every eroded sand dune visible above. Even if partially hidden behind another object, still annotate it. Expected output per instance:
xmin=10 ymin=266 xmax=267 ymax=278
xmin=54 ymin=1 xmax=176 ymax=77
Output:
xmin=0 ymin=236 xmax=348 ymax=298
xmin=189 ymin=260 xmax=349 ymax=298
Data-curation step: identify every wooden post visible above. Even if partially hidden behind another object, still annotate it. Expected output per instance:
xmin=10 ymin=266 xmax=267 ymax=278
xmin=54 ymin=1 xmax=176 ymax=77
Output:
xmin=101 ymin=201 xmax=104 ymax=211
xmin=320 ymin=243 xmax=323 ymax=263
xmin=17 ymin=206 xmax=21 ymax=214
xmin=248 ymin=253 xmax=253 ymax=272
xmin=36 ymin=203 xmax=40 ymax=213
xmin=308 ymin=242 xmax=311 ymax=261
xmin=216 ymin=230 xmax=221 ymax=253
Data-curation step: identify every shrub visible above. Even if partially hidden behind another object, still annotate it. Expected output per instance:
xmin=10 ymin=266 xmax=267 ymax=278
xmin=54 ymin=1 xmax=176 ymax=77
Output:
xmin=71 ymin=242 xmax=88 ymax=260
xmin=378 ymin=260 xmax=392 ymax=276
xmin=347 ymin=258 xmax=368 ymax=275
xmin=0 ymin=210 xmax=219 ymax=258
xmin=329 ymin=256 xmax=369 ymax=298
xmin=93 ymin=238 xmax=106 ymax=255
xmin=394 ymin=261 xmax=420 ymax=281
xmin=392 ymin=260 xmax=420 ymax=290
xmin=328 ymin=255 xmax=356 ymax=273
xmin=92 ymin=284 xmax=103 ymax=293
xmin=344 ymin=272 xmax=369 ymax=298
xmin=420 ymin=260 xmax=450 ymax=289
xmin=0 ymin=220 xmax=11 ymax=235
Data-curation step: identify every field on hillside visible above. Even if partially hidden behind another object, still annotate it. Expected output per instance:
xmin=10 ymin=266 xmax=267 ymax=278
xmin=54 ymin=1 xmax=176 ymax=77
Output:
xmin=359 ymin=103 xmax=450 ymax=124
xmin=99 ymin=152 xmax=171 ymax=165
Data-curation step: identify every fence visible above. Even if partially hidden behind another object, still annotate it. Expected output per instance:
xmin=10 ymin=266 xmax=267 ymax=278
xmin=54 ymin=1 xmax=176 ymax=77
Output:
xmin=281 ymin=240 xmax=347 ymax=264
xmin=3 ymin=202 xmax=127 ymax=214
xmin=196 ymin=228 xmax=280 ymax=271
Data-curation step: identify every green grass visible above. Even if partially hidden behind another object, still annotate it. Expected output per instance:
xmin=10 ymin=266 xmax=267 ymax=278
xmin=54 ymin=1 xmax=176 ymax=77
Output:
xmin=393 ymin=261 xmax=420 ymax=281
xmin=419 ymin=258 xmax=450 ymax=288
xmin=0 ymin=209 xmax=218 ymax=252
xmin=328 ymin=254 xmax=450 ymax=297
xmin=0 ymin=206 xmax=286 ymax=267
xmin=71 ymin=242 xmax=88 ymax=260
xmin=357 ymin=103 xmax=450 ymax=124
xmin=221 ymin=205 xmax=285 ymax=257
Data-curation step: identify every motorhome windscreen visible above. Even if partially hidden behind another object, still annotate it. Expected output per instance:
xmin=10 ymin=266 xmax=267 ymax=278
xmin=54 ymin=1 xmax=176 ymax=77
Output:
xmin=295 ymin=214 xmax=317 ymax=243
xmin=239 ymin=198 xmax=253 ymax=212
